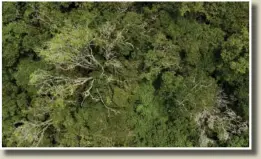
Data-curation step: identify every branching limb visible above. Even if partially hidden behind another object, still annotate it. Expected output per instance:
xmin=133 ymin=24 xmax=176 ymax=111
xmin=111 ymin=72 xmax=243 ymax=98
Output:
xmin=96 ymin=89 xmax=120 ymax=117
xmin=81 ymin=79 xmax=99 ymax=106
xmin=14 ymin=119 xmax=53 ymax=147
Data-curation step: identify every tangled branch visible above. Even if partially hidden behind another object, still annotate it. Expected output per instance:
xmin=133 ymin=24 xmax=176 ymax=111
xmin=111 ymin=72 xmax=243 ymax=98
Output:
xmin=14 ymin=119 xmax=53 ymax=147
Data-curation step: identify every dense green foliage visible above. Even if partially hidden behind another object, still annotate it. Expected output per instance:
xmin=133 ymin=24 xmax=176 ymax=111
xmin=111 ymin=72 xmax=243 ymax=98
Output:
xmin=2 ymin=2 xmax=249 ymax=147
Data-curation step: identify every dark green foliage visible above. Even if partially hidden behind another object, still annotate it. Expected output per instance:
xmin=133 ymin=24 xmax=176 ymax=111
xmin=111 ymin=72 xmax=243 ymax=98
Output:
xmin=2 ymin=2 xmax=249 ymax=147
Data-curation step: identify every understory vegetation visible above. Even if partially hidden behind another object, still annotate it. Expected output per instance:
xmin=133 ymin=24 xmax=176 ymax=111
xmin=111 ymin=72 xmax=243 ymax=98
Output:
xmin=2 ymin=2 xmax=249 ymax=147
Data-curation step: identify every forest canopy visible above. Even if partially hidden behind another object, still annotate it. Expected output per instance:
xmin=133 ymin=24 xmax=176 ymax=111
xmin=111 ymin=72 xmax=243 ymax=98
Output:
xmin=2 ymin=2 xmax=249 ymax=147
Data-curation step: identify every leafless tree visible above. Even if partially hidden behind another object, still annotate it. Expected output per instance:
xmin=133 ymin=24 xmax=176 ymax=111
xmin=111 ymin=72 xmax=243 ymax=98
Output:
xmin=195 ymin=90 xmax=248 ymax=146
xmin=13 ymin=119 xmax=53 ymax=147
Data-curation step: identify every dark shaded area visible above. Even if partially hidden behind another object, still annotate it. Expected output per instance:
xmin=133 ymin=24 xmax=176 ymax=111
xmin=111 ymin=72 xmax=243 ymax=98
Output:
xmin=59 ymin=2 xmax=78 ymax=13
xmin=14 ymin=122 xmax=24 ymax=128
xmin=152 ymin=73 xmax=162 ymax=90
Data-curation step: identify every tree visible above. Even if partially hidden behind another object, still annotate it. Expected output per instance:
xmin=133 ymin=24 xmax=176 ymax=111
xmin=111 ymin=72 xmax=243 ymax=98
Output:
xmin=2 ymin=2 xmax=249 ymax=147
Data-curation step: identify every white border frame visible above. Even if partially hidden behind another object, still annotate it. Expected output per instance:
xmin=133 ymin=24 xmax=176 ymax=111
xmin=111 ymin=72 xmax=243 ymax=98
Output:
xmin=0 ymin=0 xmax=252 ymax=150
